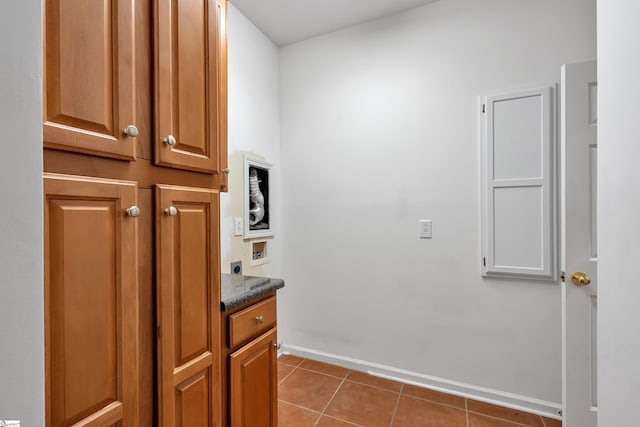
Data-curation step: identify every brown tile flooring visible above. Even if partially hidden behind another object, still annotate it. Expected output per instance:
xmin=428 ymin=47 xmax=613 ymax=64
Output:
xmin=278 ymin=355 xmax=562 ymax=427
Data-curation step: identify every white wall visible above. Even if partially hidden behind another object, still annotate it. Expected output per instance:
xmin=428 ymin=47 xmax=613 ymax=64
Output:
xmin=0 ymin=0 xmax=44 ymax=424
xmin=279 ymin=0 xmax=595 ymax=407
xmin=222 ymin=3 xmax=282 ymax=278
xmin=597 ymin=1 xmax=640 ymax=425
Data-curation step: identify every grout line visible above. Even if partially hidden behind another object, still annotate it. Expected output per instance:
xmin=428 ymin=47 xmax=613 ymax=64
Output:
xmin=344 ymin=378 xmax=403 ymax=395
xmin=278 ymin=363 xmax=297 ymax=385
xmin=278 ymin=399 xmax=323 ymax=415
xmin=465 ymin=398 xmax=469 ymax=427
xmin=297 ymin=366 xmax=350 ymax=380
xmin=388 ymin=384 xmax=403 ymax=427
xmin=319 ymin=414 xmax=363 ymax=426
xmin=398 ymin=391 xmax=467 ymax=412
xmin=313 ymin=373 xmax=349 ymax=427
xmin=466 ymin=412 xmax=531 ymax=427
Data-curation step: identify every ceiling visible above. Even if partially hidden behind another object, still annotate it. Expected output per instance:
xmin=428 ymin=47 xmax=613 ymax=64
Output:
xmin=230 ymin=0 xmax=440 ymax=47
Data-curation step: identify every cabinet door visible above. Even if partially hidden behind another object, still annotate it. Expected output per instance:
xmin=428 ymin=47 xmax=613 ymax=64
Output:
xmin=229 ymin=329 xmax=278 ymax=427
xmin=156 ymin=185 xmax=221 ymax=427
xmin=44 ymin=0 xmax=137 ymax=160
xmin=154 ymin=0 xmax=225 ymax=174
xmin=44 ymin=173 xmax=139 ymax=427
xmin=216 ymin=0 xmax=229 ymax=191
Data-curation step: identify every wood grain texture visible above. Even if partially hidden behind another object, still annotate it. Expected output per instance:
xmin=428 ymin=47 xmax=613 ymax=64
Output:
xmin=156 ymin=185 xmax=221 ymax=427
xmin=154 ymin=0 xmax=220 ymax=173
xmin=137 ymin=188 xmax=155 ymax=427
xmin=216 ymin=0 xmax=228 ymax=191
xmin=44 ymin=173 xmax=139 ymax=427
xmin=44 ymin=149 xmax=221 ymax=190
xmin=220 ymin=293 xmax=277 ymax=427
xmin=229 ymin=329 xmax=278 ymax=427
xmin=44 ymin=0 xmax=136 ymax=160
xmin=228 ymin=297 xmax=276 ymax=349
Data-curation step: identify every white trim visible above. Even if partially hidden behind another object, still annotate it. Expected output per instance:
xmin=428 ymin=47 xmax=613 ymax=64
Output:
xmin=282 ymin=343 xmax=562 ymax=421
xmin=243 ymin=156 xmax=274 ymax=239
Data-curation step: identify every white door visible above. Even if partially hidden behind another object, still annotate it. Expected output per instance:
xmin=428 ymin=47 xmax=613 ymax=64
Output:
xmin=561 ymin=61 xmax=597 ymax=427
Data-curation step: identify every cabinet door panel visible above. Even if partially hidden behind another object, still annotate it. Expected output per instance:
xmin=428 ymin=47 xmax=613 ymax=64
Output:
xmin=44 ymin=0 xmax=136 ymax=160
xmin=216 ymin=0 xmax=228 ymax=191
xmin=154 ymin=0 xmax=221 ymax=173
xmin=44 ymin=173 xmax=139 ymax=427
xmin=157 ymin=185 xmax=221 ymax=427
xmin=229 ymin=329 xmax=277 ymax=427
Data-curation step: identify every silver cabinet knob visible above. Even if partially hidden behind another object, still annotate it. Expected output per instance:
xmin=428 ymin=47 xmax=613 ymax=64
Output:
xmin=123 ymin=125 xmax=139 ymax=137
xmin=273 ymin=342 xmax=282 ymax=350
xmin=164 ymin=206 xmax=178 ymax=217
xmin=125 ymin=206 xmax=141 ymax=217
xmin=163 ymin=135 xmax=177 ymax=146
xmin=256 ymin=315 xmax=264 ymax=324
xmin=222 ymin=168 xmax=230 ymax=175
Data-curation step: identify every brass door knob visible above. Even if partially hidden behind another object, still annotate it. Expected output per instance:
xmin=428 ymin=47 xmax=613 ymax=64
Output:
xmin=571 ymin=272 xmax=591 ymax=286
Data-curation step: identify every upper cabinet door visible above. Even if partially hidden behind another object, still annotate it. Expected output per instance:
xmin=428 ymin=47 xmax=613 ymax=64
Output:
xmin=156 ymin=185 xmax=221 ymax=427
xmin=44 ymin=0 xmax=137 ymax=160
xmin=44 ymin=173 xmax=139 ymax=427
xmin=154 ymin=0 xmax=225 ymax=174
xmin=217 ymin=0 xmax=229 ymax=190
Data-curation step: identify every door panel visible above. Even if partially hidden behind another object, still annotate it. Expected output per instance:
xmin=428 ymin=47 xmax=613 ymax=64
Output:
xmin=154 ymin=0 xmax=220 ymax=173
xmin=229 ymin=329 xmax=277 ymax=427
xmin=44 ymin=173 xmax=139 ymax=427
xmin=156 ymin=185 xmax=221 ymax=427
xmin=44 ymin=0 xmax=136 ymax=160
xmin=216 ymin=0 xmax=228 ymax=191
xmin=561 ymin=60 xmax=597 ymax=427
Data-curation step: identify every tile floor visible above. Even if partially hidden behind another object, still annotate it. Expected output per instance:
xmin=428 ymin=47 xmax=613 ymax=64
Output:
xmin=278 ymin=355 xmax=562 ymax=427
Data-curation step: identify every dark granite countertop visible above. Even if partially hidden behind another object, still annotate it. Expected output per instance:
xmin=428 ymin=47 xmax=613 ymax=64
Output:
xmin=220 ymin=273 xmax=285 ymax=312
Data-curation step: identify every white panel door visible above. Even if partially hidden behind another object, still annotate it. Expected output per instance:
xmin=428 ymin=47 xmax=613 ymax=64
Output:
xmin=561 ymin=61 xmax=597 ymax=427
xmin=481 ymin=86 xmax=555 ymax=279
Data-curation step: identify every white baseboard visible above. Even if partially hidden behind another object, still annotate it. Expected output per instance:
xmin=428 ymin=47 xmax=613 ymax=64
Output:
xmin=282 ymin=344 xmax=562 ymax=421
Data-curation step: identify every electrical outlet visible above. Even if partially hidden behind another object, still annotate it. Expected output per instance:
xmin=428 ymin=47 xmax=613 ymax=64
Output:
xmin=419 ymin=220 xmax=432 ymax=238
xmin=230 ymin=260 xmax=242 ymax=275
xmin=234 ymin=218 xmax=243 ymax=236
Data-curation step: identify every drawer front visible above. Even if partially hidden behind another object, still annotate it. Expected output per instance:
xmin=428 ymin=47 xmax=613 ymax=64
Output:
xmin=229 ymin=296 xmax=276 ymax=348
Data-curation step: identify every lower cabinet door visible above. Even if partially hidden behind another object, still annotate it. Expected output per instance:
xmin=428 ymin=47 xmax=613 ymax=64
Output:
xmin=156 ymin=184 xmax=221 ymax=427
xmin=44 ymin=173 xmax=139 ymax=427
xmin=229 ymin=329 xmax=278 ymax=427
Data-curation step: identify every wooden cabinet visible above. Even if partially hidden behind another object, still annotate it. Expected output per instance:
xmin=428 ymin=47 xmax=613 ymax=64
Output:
xmin=156 ymin=185 xmax=221 ymax=427
xmin=43 ymin=0 xmax=137 ymax=160
xmin=44 ymin=0 xmax=229 ymax=184
xmin=43 ymin=0 xmax=228 ymax=426
xmin=44 ymin=174 xmax=139 ymax=427
xmin=154 ymin=0 xmax=227 ymax=175
xmin=222 ymin=296 xmax=278 ymax=427
xmin=229 ymin=329 xmax=278 ymax=427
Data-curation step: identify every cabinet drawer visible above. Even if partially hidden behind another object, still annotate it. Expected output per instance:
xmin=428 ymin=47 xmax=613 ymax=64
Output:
xmin=229 ymin=296 xmax=276 ymax=348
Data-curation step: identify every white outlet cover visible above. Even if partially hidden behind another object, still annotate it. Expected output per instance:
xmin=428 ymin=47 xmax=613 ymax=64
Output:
xmin=234 ymin=218 xmax=243 ymax=236
xmin=419 ymin=220 xmax=432 ymax=238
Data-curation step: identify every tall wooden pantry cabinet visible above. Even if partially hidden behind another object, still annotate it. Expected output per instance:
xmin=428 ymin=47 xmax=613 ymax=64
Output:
xmin=42 ymin=0 xmax=228 ymax=426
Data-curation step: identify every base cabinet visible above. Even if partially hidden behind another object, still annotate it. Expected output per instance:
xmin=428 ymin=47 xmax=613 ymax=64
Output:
xmin=44 ymin=174 xmax=140 ymax=427
xmin=222 ymin=295 xmax=278 ymax=427
xmin=229 ymin=329 xmax=278 ymax=427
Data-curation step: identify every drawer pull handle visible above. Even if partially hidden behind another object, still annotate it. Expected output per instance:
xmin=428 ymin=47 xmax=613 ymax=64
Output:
xmin=256 ymin=315 xmax=264 ymax=324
